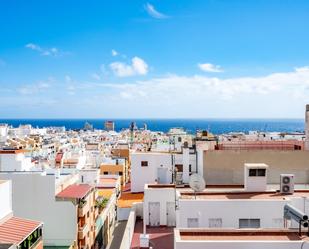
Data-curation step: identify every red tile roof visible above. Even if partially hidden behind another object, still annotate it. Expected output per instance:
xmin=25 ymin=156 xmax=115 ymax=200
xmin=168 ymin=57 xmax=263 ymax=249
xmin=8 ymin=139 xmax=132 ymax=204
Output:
xmin=56 ymin=184 xmax=93 ymax=199
xmin=0 ymin=217 xmax=42 ymax=245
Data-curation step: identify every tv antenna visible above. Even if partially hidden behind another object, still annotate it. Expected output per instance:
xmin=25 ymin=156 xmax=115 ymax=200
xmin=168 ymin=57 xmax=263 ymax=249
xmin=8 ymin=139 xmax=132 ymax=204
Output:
xmin=189 ymin=174 xmax=205 ymax=199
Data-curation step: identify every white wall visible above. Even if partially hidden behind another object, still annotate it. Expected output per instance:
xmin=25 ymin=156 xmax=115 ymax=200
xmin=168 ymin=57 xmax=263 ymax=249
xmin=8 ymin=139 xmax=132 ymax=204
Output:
xmin=131 ymin=153 xmax=172 ymax=193
xmin=0 ymin=153 xmax=33 ymax=171
xmin=175 ymin=240 xmax=309 ymax=249
xmin=177 ymin=199 xmax=291 ymax=228
xmin=143 ymin=187 xmax=176 ymax=226
xmin=0 ymin=173 xmax=77 ymax=246
xmin=119 ymin=209 xmax=136 ymax=249
xmin=131 ymin=152 xmax=197 ymax=192
xmin=79 ymin=169 xmax=100 ymax=185
xmin=0 ymin=180 xmax=12 ymax=219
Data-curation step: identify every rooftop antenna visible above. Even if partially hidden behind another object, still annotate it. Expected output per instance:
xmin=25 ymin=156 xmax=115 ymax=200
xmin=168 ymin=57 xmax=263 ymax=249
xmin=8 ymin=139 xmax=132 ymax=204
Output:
xmin=189 ymin=173 xmax=205 ymax=199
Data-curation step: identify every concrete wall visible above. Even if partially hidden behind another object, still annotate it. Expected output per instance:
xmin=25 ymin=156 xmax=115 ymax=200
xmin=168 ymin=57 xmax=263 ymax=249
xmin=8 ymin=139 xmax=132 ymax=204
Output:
xmin=204 ymin=150 xmax=309 ymax=185
xmin=0 ymin=153 xmax=33 ymax=171
xmin=144 ymin=187 xmax=176 ymax=226
xmin=117 ymin=207 xmax=131 ymax=221
xmin=175 ymin=240 xmax=309 ymax=249
xmin=0 ymin=180 xmax=12 ymax=219
xmin=0 ymin=173 xmax=77 ymax=246
xmin=131 ymin=152 xmax=197 ymax=193
xmin=119 ymin=209 xmax=136 ymax=249
xmin=177 ymin=198 xmax=291 ymax=228
xmin=131 ymin=153 xmax=172 ymax=193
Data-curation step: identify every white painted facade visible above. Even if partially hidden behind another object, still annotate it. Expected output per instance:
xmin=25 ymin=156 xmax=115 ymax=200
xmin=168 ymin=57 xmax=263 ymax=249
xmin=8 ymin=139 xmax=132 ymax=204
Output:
xmin=244 ymin=163 xmax=268 ymax=192
xmin=0 ymin=125 xmax=8 ymax=143
xmin=0 ymin=172 xmax=78 ymax=246
xmin=0 ymin=152 xmax=34 ymax=171
xmin=0 ymin=180 xmax=12 ymax=220
xmin=174 ymin=231 xmax=309 ymax=249
xmin=143 ymin=185 xmax=176 ymax=226
xmin=131 ymin=151 xmax=197 ymax=193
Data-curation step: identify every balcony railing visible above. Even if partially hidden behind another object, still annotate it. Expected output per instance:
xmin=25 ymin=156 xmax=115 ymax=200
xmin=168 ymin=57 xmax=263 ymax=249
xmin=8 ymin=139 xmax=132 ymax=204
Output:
xmin=78 ymin=223 xmax=89 ymax=240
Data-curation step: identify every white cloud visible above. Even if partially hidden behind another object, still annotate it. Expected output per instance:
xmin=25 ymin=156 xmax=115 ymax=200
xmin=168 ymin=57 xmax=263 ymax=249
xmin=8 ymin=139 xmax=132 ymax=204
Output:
xmin=198 ymin=63 xmax=223 ymax=73
xmin=65 ymin=75 xmax=73 ymax=83
xmin=111 ymin=49 xmax=118 ymax=56
xmin=295 ymin=66 xmax=309 ymax=73
xmin=91 ymin=66 xmax=309 ymax=118
xmin=110 ymin=56 xmax=148 ymax=77
xmin=145 ymin=3 xmax=169 ymax=19
xmin=91 ymin=73 xmax=101 ymax=80
xmin=17 ymin=79 xmax=52 ymax=95
xmin=25 ymin=43 xmax=67 ymax=57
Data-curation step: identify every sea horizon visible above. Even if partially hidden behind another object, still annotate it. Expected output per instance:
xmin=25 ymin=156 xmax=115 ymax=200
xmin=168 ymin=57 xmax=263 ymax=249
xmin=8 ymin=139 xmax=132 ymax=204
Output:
xmin=0 ymin=118 xmax=305 ymax=134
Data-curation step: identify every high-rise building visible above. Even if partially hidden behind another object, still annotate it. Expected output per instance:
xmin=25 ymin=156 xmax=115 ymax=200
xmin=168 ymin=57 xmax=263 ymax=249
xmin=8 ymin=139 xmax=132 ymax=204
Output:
xmin=104 ymin=121 xmax=115 ymax=131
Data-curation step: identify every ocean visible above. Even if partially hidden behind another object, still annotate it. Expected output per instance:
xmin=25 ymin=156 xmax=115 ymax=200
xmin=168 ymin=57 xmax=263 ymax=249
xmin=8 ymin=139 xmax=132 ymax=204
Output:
xmin=0 ymin=119 xmax=304 ymax=134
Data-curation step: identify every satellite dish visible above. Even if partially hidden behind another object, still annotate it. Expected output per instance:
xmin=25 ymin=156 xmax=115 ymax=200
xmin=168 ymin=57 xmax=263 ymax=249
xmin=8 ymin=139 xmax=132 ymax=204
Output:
xmin=189 ymin=174 xmax=205 ymax=192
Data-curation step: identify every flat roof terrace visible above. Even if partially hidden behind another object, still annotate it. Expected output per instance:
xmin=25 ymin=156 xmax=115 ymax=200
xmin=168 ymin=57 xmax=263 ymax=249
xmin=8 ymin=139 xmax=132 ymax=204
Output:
xmin=180 ymin=190 xmax=309 ymax=200
xmin=176 ymin=229 xmax=309 ymax=241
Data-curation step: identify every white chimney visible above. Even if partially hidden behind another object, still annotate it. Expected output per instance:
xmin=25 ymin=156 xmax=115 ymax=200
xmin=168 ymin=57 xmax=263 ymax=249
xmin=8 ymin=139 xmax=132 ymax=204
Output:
xmin=305 ymin=104 xmax=309 ymax=150
xmin=244 ymin=163 xmax=268 ymax=192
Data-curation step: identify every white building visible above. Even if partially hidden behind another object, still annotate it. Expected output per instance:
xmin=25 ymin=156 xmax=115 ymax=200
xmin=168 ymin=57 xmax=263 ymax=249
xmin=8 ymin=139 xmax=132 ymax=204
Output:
xmin=0 ymin=179 xmax=44 ymax=249
xmin=0 ymin=149 xmax=35 ymax=171
xmin=0 ymin=172 xmax=79 ymax=247
xmin=131 ymin=147 xmax=198 ymax=192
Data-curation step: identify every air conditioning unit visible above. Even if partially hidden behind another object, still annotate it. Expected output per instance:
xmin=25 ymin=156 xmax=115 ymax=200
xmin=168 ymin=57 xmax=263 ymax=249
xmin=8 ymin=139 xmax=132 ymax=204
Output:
xmin=280 ymin=174 xmax=294 ymax=194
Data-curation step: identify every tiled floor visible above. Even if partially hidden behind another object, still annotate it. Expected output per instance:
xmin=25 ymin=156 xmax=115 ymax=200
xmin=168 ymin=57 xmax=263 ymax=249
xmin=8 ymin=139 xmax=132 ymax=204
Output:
xmin=130 ymin=220 xmax=174 ymax=249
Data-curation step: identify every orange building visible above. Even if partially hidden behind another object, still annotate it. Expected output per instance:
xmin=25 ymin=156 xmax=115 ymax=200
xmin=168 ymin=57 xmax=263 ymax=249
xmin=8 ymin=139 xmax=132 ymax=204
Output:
xmin=56 ymin=184 xmax=98 ymax=249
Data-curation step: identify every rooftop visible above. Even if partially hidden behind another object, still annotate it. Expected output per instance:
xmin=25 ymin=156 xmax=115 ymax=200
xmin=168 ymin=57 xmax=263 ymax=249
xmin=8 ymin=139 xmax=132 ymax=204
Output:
xmin=0 ymin=217 xmax=42 ymax=245
xmin=117 ymin=192 xmax=144 ymax=208
xmin=176 ymin=229 xmax=309 ymax=241
xmin=56 ymin=184 xmax=93 ymax=199
xmin=180 ymin=190 xmax=309 ymax=200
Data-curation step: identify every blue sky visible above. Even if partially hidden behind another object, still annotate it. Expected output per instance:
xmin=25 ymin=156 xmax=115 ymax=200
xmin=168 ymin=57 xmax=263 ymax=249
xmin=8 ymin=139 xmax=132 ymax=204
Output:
xmin=1 ymin=0 xmax=309 ymax=118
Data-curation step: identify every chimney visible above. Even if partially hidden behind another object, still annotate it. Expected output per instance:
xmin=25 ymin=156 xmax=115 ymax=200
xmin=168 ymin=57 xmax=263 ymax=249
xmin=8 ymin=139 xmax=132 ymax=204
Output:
xmin=306 ymin=105 xmax=309 ymax=150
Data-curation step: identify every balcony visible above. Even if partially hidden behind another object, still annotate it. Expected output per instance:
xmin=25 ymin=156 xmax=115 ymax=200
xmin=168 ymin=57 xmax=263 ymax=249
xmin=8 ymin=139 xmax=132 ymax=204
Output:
xmin=78 ymin=223 xmax=89 ymax=240
xmin=78 ymin=201 xmax=89 ymax=217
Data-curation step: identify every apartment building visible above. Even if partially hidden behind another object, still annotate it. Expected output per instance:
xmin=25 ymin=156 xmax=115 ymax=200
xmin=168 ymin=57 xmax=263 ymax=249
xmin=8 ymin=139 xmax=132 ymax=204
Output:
xmin=56 ymin=184 xmax=97 ymax=249
xmin=0 ymin=180 xmax=43 ymax=249
xmin=100 ymin=158 xmax=128 ymax=186
xmin=131 ymin=147 xmax=199 ymax=193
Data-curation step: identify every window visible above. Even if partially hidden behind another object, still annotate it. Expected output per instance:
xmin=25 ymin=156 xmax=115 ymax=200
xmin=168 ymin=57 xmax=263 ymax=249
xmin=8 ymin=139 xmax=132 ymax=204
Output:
xmin=187 ymin=218 xmax=199 ymax=228
xmin=189 ymin=164 xmax=192 ymax=172
xmin=209 ymin=218 xmax=222 ymax=228
xmin=239 ymin=219 xmax=260 ymax=228
xmin=178 ymin=137 xmax=182 ymax=142
xmin=141 ymin=161 xmax=148 ymax=167
xmin=119 ymin=172 xmax=123 ymax=176
xmin=175 ymin=164 xmax=183 ymax=172
xmin=249 ymin=168 xmax=266 ymax=177
xmin=104 ymin=172 xmax=108 ymax=175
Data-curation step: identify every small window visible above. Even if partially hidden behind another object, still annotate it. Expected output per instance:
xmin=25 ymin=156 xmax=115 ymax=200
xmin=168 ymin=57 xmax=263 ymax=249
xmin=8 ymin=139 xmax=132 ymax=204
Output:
xmin=104 ymin=171 xmax=108 ymax=175
xmin=257 ymin=169 xmax=266 ymax=176
xmin=119 ymin=172 xmax=123 ymax=176
xmin=209 ymin=218 xmax=222 ymax=228
xmin=141 ymin=161 xmax=148 ymax=167
xmin=178 ymin=137 xmax=182 ymax=142
xmin=239 ymin=219 xmax=260 ymax=228
xmin=187 ymin=218 xmax=199 ymax=228
xmin=249 ymin=168 xmax=266 ymax=177
xmin=189 ymin=164 xmax=192 ymax=172
xmin=249 ymin=169 xmax=257 ymax=176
